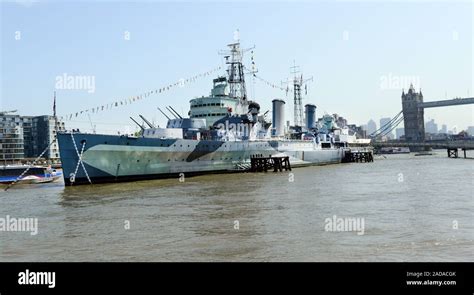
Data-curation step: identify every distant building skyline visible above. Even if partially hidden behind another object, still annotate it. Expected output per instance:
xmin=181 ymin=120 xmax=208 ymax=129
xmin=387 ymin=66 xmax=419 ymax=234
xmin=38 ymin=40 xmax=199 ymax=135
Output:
xmin=395 ymin=128 xmax=404 ymax=140
xmin=440 ymin=124 xmax=447 ymax=134
xmin=425 ymin=119 xmax=438 ymax=134
xmin=367 ymin=119 xmax=377 ymax=136
xmin=379 ymin=117 xmax=393 ymax=139
xmin=0 ymin=112 xmax=64 ymax=163
xmin=366 ymin=116 xmax=469 ymax=138
xmin=467 ymin=126 xmax=474 ymax=136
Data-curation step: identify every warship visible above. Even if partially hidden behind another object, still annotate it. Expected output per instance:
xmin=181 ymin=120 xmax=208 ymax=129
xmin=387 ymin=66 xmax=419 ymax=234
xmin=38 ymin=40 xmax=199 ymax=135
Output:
xmin=57 ymin=39 xmax=353 ymax=185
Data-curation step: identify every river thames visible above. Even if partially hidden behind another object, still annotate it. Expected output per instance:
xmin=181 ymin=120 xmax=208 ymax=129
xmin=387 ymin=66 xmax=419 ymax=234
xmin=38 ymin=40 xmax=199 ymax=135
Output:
xmin=0 ymin=152 xmax=472 ymax=261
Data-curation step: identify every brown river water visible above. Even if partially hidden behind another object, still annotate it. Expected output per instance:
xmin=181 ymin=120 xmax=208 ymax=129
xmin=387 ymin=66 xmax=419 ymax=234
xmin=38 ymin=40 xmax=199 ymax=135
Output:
xmin=0 ymin=152 xmax=472 ymax=261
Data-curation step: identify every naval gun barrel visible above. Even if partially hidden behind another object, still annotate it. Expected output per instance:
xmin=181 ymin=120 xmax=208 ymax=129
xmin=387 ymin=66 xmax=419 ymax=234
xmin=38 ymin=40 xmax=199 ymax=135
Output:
xmin=130 ymin=117 xmax=145 ymax=131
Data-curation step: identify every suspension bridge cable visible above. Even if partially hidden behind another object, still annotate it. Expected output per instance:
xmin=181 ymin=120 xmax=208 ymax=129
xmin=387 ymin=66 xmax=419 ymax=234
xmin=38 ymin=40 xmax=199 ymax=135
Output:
xmin=369 ymin=110 xmax=403 ymax=137
xmin=379 ymin=116 xmax=404 ymax=138
xmin=370 ymin=110 xmax=402 ymax=136
xmin=379 ymin=116 xmax=403 ymax=136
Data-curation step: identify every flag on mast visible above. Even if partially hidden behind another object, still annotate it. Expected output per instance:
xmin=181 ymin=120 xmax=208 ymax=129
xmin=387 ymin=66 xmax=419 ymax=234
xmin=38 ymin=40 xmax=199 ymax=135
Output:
xmin=53 ymin=91 xmax=57 ymax=118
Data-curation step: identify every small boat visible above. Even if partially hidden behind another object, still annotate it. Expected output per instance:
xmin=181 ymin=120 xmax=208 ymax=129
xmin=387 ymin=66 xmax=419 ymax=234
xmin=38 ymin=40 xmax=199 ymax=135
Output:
xmin=0 ymin=165 xmax=62 ymax=184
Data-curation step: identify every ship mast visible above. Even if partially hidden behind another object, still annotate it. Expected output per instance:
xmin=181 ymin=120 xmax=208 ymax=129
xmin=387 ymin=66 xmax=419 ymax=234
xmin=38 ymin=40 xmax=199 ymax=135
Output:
xmin=289 ymin=61 xmax=313 ymax=127
xmin=219 ymin=31 xmax=254 ymax=102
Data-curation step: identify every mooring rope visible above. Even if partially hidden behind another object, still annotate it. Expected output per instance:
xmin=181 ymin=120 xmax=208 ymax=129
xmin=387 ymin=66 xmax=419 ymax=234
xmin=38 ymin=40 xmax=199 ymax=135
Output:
xmin=69 ymin=132 xmax=92 ymax=185
xmin=70 ymin=141 xmax=83 ymax=184
xmin=4 ymin=138 xmax=57 ymax=191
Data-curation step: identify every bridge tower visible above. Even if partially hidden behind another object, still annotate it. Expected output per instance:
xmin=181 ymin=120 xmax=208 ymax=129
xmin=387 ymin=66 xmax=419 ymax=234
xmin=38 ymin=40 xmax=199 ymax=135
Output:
xmin=401 ymin=84 xmax=425 ymax=151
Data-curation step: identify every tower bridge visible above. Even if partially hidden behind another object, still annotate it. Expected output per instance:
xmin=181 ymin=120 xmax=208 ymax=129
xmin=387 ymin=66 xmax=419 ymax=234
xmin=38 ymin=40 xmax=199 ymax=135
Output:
xmin=370 ymin=85 xmax=474 ymax=153
xmin=417 ymin=97 xmax=474 ymax=108
xmin=400 ymin=84 xmax=473 ymax=152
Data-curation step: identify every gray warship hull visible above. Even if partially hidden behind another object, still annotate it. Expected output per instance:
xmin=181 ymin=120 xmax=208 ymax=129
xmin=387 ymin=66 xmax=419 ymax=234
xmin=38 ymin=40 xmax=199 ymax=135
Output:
xmin=58 ymin=132 xmax=345 ymax=185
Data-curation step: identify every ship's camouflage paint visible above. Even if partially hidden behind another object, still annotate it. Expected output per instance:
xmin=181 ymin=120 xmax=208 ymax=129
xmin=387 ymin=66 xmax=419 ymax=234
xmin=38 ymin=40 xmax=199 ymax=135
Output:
xmin=58 ymin=132 xmax=344 ymax=185
xmin=186 ymin=140 xmax=225 ymax=162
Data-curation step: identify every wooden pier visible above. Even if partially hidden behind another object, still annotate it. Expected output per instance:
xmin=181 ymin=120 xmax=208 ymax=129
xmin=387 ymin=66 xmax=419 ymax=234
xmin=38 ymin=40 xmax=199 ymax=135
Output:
xmin=447 ymin=148 xmax=471 ymax=159
xmin=342 ymin=150 xmax=374 ymax=163
xmin=250 ymin=154 xmax=292 ymax=172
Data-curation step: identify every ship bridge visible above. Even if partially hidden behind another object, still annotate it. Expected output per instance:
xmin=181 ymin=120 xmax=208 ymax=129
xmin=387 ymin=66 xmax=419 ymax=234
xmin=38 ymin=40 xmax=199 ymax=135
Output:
xmin=189 ymin=76 xmax=249 ymax=126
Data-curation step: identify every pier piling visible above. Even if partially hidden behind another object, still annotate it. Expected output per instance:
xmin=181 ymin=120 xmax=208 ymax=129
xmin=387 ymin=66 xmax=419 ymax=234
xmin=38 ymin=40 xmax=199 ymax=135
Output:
xmin=447 ymin=148 xmax=459 ymax=158
xmin=342 ymin=150 xmax=374 ymax=163
xmin=250 ymin=155 xmax=291 ymax=172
